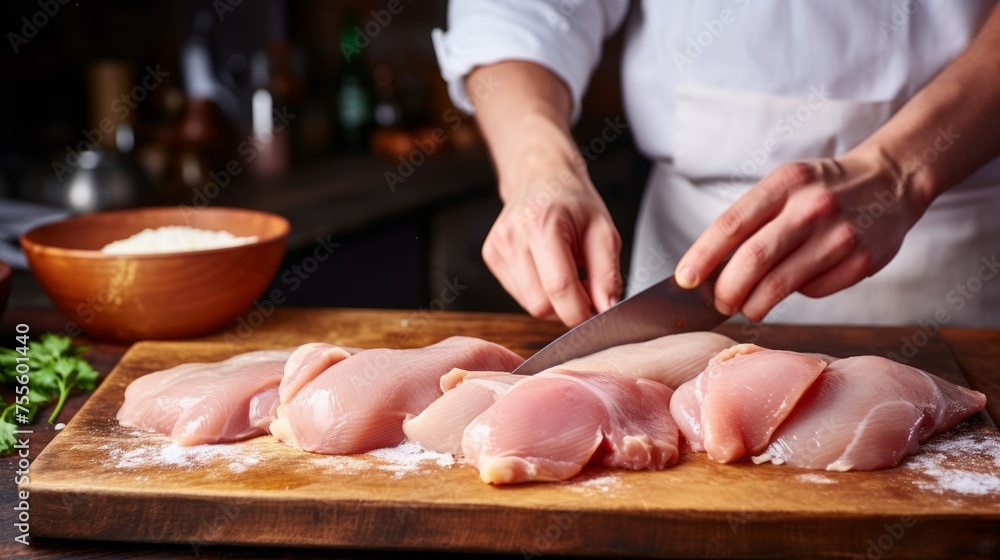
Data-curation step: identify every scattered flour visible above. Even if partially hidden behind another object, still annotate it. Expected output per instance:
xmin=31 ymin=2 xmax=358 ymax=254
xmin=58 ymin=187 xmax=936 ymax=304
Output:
xmin=796 ymin=473 xmax=837 ymax=484
xmin=100 ymin=437 xmax=262 ymax=474
xmin=316 ymin=454 xmax=371 ymax=474
xmin=368 ymin=441 xmax=456 ymax=477
xmin=900 ymin=427 xmax=1000 ymax=496
xmin=564 ymin=472 xmax=625 ymax=495
xmin=100 ymin=432 xmax=457 ymax=478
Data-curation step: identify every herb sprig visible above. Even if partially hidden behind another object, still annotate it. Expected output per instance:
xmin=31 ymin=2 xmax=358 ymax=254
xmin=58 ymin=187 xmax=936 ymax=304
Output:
xmin=0 ymin=334 xmax=99 ymax=455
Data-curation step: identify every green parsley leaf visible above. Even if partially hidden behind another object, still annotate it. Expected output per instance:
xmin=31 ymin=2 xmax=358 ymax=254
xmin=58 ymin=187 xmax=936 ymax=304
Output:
xmin=0 ymin=334 xmax=100 ymax=453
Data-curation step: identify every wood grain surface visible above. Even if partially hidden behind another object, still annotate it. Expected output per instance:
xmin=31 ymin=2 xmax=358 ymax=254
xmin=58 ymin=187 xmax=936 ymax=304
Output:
xmin=21 ymin=309 xmax=1000 ymax=559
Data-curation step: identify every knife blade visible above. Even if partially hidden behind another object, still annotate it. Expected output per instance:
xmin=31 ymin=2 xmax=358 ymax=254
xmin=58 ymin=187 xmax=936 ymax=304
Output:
xmin=511 ymin=272 xmax=727 ymax=376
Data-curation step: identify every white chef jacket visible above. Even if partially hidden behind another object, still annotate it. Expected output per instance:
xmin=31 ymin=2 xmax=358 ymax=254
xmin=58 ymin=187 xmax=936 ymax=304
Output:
xmin=433 ymin=0 xmax=1000 ymax=327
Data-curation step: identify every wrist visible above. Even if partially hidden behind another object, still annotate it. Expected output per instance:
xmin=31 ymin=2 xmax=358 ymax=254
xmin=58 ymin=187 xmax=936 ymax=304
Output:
xmin=844 ymin=142 xmax=940 ymax=215
xmin=492 ymin=114 xmax=589 ymax=203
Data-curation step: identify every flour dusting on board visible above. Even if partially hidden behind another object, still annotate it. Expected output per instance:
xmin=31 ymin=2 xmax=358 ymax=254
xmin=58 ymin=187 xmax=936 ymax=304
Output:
xmin=369 ymin=441 xmax=456 ymax=477
xmin=100 ymin=428 xmax=458 ymax=478
xmin=314 ymin=441 xmax=457 ymax=478
xmin=100 ymin=430 xmax=266 ymax=474
xmin=564 ymin=471 xmax=628 ymax=496
xmin=796 ymin=473 xmax=836 ymax=484
xmin=900 ymin=423 xmax=1000 ymax=496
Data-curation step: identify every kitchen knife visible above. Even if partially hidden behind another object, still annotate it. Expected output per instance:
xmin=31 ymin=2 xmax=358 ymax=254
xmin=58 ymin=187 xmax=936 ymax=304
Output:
xmin=512 ymin=272 xmax=727 ymax=375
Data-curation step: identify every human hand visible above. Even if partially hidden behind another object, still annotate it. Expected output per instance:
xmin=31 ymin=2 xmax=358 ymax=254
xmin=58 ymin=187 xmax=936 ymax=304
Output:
xmin=674 ymin=148 xmax=934 ymax=321
xmin=483 ymin=155 xmax=622 ymax=327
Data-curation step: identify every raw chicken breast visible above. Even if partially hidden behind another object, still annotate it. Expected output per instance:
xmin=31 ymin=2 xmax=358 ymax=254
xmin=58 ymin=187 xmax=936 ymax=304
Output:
xmin=757 ymin=356 xmax=987 ymax=471
xmin=670 ymin=344 xmax=827 ymax=463
xmin=558 ymin=331 xmax=737 ymax=388
xmin=405 ymin=331 xmax=733 ymax=460
xmin=278 ymin=343 xmax=353 ymax=405
xmin=463 ymin=370 xmax=679 ymax=484
xmin=403 ymin=369 xmax=526 ymax=454
xmin=270 ymin=337 xmax=524 ymax=454
xmin=117 ymin=350 xmax=293 ymax=446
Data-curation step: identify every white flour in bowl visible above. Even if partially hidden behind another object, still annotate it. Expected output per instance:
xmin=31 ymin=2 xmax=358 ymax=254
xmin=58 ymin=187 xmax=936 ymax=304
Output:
xmin=100 ymin=226 xmax=258 ymax=254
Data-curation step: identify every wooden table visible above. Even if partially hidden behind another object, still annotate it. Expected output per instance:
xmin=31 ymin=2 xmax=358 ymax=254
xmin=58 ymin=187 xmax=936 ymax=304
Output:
xmin=1 ymin=307 xmax=998 ymax=559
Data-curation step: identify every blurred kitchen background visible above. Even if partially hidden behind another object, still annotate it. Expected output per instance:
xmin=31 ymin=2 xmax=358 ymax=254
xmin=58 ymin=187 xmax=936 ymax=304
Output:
xmin=0 ymin=0 xmax=649 ymax=315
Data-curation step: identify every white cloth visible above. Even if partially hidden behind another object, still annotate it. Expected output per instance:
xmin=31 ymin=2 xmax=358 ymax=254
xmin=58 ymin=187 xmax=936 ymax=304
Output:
xmin=434 ymin=0 xmax=1000 ymax=326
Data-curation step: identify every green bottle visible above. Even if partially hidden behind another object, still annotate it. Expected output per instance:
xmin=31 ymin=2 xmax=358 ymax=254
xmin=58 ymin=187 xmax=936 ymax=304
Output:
xmin=333 ymin=11 xmax=374 ymax=153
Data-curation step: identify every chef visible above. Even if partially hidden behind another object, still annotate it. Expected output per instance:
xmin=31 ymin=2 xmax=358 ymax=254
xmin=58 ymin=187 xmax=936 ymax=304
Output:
xmin=432 ymin=0 xmax=1000 ymax=328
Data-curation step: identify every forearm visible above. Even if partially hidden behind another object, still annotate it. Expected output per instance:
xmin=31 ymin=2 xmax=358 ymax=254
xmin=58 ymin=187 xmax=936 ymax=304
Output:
xmin=855 ymin=4 xmax=1000 ymax=207
xmin=466 ymin=61 xmax=584 ymax=202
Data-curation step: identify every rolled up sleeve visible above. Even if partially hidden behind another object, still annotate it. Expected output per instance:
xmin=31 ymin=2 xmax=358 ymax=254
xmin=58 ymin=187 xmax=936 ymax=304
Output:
xmin=432 ymin=0 xmax=628 ymax=121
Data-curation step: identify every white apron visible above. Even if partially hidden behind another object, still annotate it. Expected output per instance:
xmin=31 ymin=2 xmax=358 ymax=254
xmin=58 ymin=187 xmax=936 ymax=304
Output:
xmin=629 ymin=85 xmax=1000 ymax=328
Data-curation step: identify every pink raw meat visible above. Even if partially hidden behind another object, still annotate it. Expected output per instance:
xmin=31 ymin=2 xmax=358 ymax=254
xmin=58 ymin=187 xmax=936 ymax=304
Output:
xmin=557 ymin=331 xmax=737 ymax=388
xmin=270 ymin=337 xmax=524 ymax=454
xmin=670 ymin=344 xmax=827 ymax=463
xmin=757 ymin=356 xmax=987 ymax=471
xmin=406 ymin=332 xmax=734 ymax=460
xmin=403 ymin=369 xmax=526 ymax=454
xmin=277 ymin=343 xmax=354 ymax=405
xmin=117 ymin=349 xmax=293 ymax=446
xmin=463 ymin=370 xmax=679 ymax=484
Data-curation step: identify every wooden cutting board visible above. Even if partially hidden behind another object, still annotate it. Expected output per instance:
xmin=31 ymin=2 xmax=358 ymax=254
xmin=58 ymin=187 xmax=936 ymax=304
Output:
xmin=23 ymin=309 xmax=1000 ymax=558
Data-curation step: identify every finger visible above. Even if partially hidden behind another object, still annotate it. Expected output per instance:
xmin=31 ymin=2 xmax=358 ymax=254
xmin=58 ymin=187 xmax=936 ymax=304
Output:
xmin=507 ymin=243 xmax=557 ymax=318
xmin=739 ymin=221 xmax=859 ymax=321
xmin=713 ymin=186 xmax=841 ymax=315
xmin=530 ymin=232 xmax=594 ymax=327
xmin=675 ymin=163 xmax=816 ymax=289
xmin=582 ymin=220 xmax=623 ymax=313
xmin=712 ymin=213 xmax=812 ymax=316
xmin=482 ymin=238 xmax=520 ymax=306
xmin=483 ymin=232 xmax=554 ymax=319
xmin=798 ymin=248 xmax=874 ymax=298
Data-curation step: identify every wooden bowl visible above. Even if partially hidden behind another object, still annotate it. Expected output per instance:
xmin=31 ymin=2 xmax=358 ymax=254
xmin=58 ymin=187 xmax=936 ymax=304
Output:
xmin=21 ymin=207 xmax=290 ymax=342
xmin=0 ymin=260 xmax=11 ymax=322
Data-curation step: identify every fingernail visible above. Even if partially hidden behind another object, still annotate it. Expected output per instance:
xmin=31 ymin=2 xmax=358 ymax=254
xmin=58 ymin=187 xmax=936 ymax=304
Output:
xmin=716 ymin=302 xmax=733 ymax=316
xmin=607 ymin=295 xmax=620 ymax=309
xmin=676 ymin=266 xmax=698 ymax=288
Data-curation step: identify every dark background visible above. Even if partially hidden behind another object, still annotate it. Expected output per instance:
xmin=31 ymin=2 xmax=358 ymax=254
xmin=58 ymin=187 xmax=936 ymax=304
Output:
xmin=0 ymin=0 xmax=649 ymax=316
